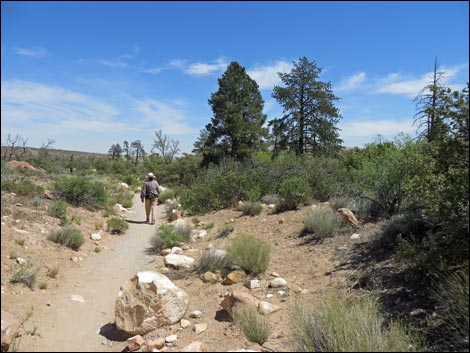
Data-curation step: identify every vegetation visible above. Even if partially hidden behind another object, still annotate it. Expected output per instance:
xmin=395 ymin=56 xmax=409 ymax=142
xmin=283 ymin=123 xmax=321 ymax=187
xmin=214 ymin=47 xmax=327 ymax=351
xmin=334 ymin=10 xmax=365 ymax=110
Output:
xmin=46 ymin=266 xmax=59 ymax=279
xmin=195 ymin=248 xmax=233 ymax=275
xmin=227 ymin=234 xmax=271 ymax=276
xmin=10 ymin=262 xmax=38 ymax=289
xmin=48 ymin=225 xmax=85 ymax=250
xmin=106 ymin=217 xmax=129 ymax=234
xmin=232 ymin=304 xmax=271 ymax=345
xmin=152 ymin=225 xmax=186 ymax=251
xmin=290 ymin=293 xmax=423 ymax=352
xmin=48 ymin=200 xmax=68 ymax=220
xmin=240 ymin=201 xmax=262 ymax=216
xmin=302 ymin=208 xmax=342 ymax=239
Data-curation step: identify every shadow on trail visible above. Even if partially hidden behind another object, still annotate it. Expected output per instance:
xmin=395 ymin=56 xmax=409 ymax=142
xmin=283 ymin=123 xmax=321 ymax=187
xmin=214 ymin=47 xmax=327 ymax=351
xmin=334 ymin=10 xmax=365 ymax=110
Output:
xmin=125 ymin=219 xmax=148 ymax=224
xmin=99 ymin=322 xmax=132 ymax=342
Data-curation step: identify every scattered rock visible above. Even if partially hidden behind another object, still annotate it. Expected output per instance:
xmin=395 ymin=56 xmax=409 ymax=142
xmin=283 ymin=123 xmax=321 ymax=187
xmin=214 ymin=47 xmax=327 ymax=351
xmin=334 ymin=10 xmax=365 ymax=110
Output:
xmin=190 ymin=310 xmax=203 ymax=318
xmin=1 ymin=310 xmax=20 ymax=352
xmin=193 ymin=230 xmax=207 ymax=241
xmin=70 ymin=294 xmax=85 ymax=303
xmin=222 ymin=270 xmax=247 ymax=285
xmin=181 ymin=341 xmax=204 ymax=352
xmin=258 ymin=301 xmax=281 ymax=315
xmin=269 ymin=278 xmax=287 ymax=288
xmin=164 ymin=254 xmax=195 ymax=269
xmin=244 ymin=279 xmax=261 ymax=290
xmin=193 ymin=323 xmax=208 ymax=335
xmin=350 ymin=233 xmax=361 ymax=240
xmin=170 ymin=247 xmax=183 ymax=255
xmin=180 ymin=319 xmax=191 ymax=329
xmin=220 ymin=291 xmax=259 ymax=315
xmin=91 ymin=233 xmax=102 ymax=241
xmin=127 ymin=335 xmax=146 ymax=351
xmin=265 ymin=294 xmax=273 ymax=299
xmin=270 ymin=272 xmax=280 ymax=277
xmin=165 ymin=334 xmax=177 ymax=343
xmin=120 ymin=182 xmax=129 ymax=189
xmin=7 ymin=160 xmax=37 ymax=171
xmin=16 ymin=257 xmax=27 ymax=265
xmin=145 ymin=338 xmax=165 ymax=351
xmin=201 ymin=271 xmax=219 ymax=283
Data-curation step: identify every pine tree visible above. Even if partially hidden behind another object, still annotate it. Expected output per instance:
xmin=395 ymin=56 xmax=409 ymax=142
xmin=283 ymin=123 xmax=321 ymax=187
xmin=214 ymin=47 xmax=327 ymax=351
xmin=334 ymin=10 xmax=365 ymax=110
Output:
xmin=202 ymin=61 xmax=268 ymax=165
xmin=270 ymin=57 xmax=342 ymax=156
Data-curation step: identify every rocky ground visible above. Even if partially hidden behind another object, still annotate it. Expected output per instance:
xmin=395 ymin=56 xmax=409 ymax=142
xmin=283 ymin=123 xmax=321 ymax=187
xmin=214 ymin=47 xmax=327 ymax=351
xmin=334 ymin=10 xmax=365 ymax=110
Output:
xmin=1 ymin=187 xmax=382 ymax=352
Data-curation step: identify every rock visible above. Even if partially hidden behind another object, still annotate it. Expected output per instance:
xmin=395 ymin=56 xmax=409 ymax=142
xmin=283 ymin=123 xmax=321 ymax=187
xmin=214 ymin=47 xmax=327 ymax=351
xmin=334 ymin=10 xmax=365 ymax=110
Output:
xmin=170 ymin=247 xmax=183 ymax=255
xmin=193 ymin=323 xmax=208 ymax=335
xmin=244 ymin=279 xmax=261 ymax=289
xmin=120 ymin=182 xmax=129 ymax=189
xmin=270 ymin=272 xmax=280 ymax=277
xmin=180 ymin=319 xmax=191 ymax=329
xmin=268 ymin=204 xmax=276 ymax=209
xmin=337 ymin=208 xmax=361 ymax=225
xmin=278 ymin=219 xmax=284 ymax=224
xmin=1 ymin=310 xmax=20 ymax=352
xmin=114 ymin=271 xmax=188 ymax=335
xmin=190 ymin=310 xmax=203 ymax=318
xmin=164 ymin=254 xmax=195 ymax=269
xmin=113 ymin=203 xmax=129 ymax=214
xmin=160 ymin=267 xmax=169 ymax=274
xmin=70 ymin=294 xmax=85 ymax=303
xmin=201 ymin=272 xmax=219 ymax=283
xmin=145 ymin=338 xmax=165 ymax=351
xmin=158 ymin=185 xmax=166 ymax=194
xmin=258 ymin=301 xmax=281 ymax=315
xmin=193 ymin=230 xmax=207 ymax=241
xmin=226 ymin=350 xmax=258 ymax=352
xmin=91 ymin=233 xmax=102 ymax=241
xmin=222 ymin=270 xmax=247 ymax=285
xmin=165 ymin=334 xmax=177 ymax=343
xmin=350 ymin=233 xmax=361 ymax=240
xmin=127 ymin=335 xmax=146 ymax=351
xmin=16 ymin=257 xmax=27 ymax=265
xmin=269 ymin=278 xmax=287 ymax=288
xmin=220 ymin=291 xmax=259 ymax=315
xmin=7 ymin=160 xmax=37 ymax=171
xmin=265 ymin=294 xmax=273 ymax=299
xmin=181 ymin=341 xmax=205 ymax=352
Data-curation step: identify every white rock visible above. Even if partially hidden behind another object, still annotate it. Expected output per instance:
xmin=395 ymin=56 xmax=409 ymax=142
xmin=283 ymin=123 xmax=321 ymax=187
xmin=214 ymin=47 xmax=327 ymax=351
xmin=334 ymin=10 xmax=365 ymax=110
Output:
xmin=350 ymin=233 xmax=361 ymax=240
xmin=120 ymin=182 xmax=129 ymax=188
xmin=70 ymin=294 xmax=85 ymax=303
xmin=180 ymin=319 xmax=191 ymax=328
xmin=244 ymin=279 xmax=261 ymax=289
xmin=270 ymin=272 xmax=280 ymax=277
xmin=90 ymin=233 xmax=102 ymax=241
xmin=164 ymin=254 xmax=195 ymax=269
xmin=16 ymin=257 xmax=27 ymax=265
xmin=170 ymin=247 xmax=183 ymax=255
xmin=258 ymin=301 xmax=281 ymax=315
xmin=270 ymin=278 xmax=287 ymax=288
xmin=268 ymin=204 xmax=276 ymax=209
xmin=181 ymin=341 xmax=204 ymax=352
xmin=193 ymin=230 xmax=207 ymax=240
xmin=193 ymin=323 xmax=208 ymax=335
xmin=165 ymin=334 xmax=177 ymax=343
xmin=266 ymin=294 xmax=273 ymax=298
xmin=190 ymin=310 xmax=202 ymax=318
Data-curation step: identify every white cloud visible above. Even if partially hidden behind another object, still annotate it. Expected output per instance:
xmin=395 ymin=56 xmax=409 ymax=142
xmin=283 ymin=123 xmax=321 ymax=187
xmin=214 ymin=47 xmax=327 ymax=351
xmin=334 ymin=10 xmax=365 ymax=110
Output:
xmin=337 ymin=72 xmax=366 ymax=92
xmin=143 ymin=66 xmax=165 ymax=75
xmin=14 ymin=46 xmax=48 ymax=57
xmin=247 ymin=61 xmax=293 ymax=90
xmin=169 ymin=59 xmax=187 ymax=69
xmin=96 ymin=60 xmax=128 ymax=68
xmin=339 ymin=118 xmax=415 ymax=138
xmin=133 ymin=98 xmax=198 ymax=135
xmin=184 ymin=57 xmax=228 ymax=76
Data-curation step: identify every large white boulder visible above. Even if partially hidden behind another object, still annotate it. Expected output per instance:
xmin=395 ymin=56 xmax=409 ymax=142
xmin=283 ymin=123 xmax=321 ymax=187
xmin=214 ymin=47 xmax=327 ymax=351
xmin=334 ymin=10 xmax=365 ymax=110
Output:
xmin=115 ymin=271 xmax=188 ymax=335
xmin=164 ymin=254 xmax=195 ymax=269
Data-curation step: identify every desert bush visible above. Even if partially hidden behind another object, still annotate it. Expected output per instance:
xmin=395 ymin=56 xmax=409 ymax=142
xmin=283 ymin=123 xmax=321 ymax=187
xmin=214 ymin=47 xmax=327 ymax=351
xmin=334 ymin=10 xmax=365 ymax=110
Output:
xmin=48 ymin=225 xmax=85 ymax=250
xmin=216 ymin=222 xmax=234 ymax=238
xmin=1 ymin=167 xmax=44 ymax=195
xmin=232 ymin=304 xmax=271 ymax=344
xmin=227 ymin=234 xmax=271 ymax=276
xmin=39 ymin=282 xmax=48 ymax=290
xmin=95 ymin=246 xmax=101 ymax=253
xmin=241 ymin=201 xmax=262 ymax=216
xmin=328 ymin=196 xmax=350 ymax=211
xmin=54 ymin=175 xmax=107 ymax=209
xmin=276 ymin=176 xmax=312 ymax=212
xmin=290 ymin=292 xmax=422 ymax=352
xmin=195 ymin=248 xmax=233 ymax=275
xmin=32 ymin=196 xmax=43 ymax=208
xmin=46 ymin=266 xmax=59 ymax=279
xmin=173 ymin=220 xmax=194 ymax=241
xmin=107 ymin=217 xmax=129 ymax=234
xmin=154 ymin=225 xmax=185 ymax=250
xmin=261 ymin=194 xmax=279 ymax=205
xmin=10 ymin=262 xmax=38 ymax=289
xmin=15 ymin=238 xmax=26 ymax=246
xmin=204 ymin=222 xmax=214 ymax=230
xmin=302 ymin=208 xmax=342 ymax=239
xmin=158 ymin=188 xmax=176 ymax=204
xmin=95 ymin=221 xmax=103 ymax=230
xmin=102 ymin=208 xmax=114 ymax=217
xmin=429 ymin=266 xmax=469 ymax=351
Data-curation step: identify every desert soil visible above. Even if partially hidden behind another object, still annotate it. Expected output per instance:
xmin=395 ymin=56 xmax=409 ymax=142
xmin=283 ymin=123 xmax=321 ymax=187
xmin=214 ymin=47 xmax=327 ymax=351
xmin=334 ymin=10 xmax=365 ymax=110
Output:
xmin=1 ymin=192 xmax=377 ymax=352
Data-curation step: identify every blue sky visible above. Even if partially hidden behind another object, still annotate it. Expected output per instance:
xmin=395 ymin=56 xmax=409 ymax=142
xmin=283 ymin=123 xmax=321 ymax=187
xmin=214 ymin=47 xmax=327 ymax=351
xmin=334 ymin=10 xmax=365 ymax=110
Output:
xmin=1 ymin=1 xmax=469 ymax=154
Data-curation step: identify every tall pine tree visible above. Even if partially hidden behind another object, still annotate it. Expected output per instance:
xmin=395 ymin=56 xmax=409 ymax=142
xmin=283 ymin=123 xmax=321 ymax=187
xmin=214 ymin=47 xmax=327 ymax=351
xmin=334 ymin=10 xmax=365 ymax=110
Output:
xmin=201 ymin=61 xmax=267 ymax=165
xmin=270 ymin=57 xmax=342 ymax=156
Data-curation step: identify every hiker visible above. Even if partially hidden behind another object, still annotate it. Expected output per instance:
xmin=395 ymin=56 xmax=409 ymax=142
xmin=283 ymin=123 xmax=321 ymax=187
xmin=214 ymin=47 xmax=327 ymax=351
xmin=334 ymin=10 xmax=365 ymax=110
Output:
xmin=140 ymin=172 xmax=160 ymax=224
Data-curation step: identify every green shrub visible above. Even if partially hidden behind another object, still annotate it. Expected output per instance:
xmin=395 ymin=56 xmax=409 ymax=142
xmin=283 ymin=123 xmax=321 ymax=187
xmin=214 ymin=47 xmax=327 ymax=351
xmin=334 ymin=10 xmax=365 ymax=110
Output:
xmin=94 ymin=246 xmax=101 ymax=253
xmin=302 ymin=208 xmax=342 ymax=239
xmin=158 ymin=188 xmax=176 ymax=204
xmin=227 ymin=234 xmax=271 ymax=276
xmin=328 ymin=196 xmax=349 ymax=211
xmin=107 ymin=217 xmax=129 ymax=234
xmin=241 ymin=201 xmax=262 ymax=216
xmin=39 ymin=282 xmax=48 ymax=290
xmin=204 ymin=222 xmax=214 ymax=230
xmin=261 ymin=194 xmax=279 ymax=205
xmin=95 ymin=221 xmax=103 ymax=230
xmin=154 ymin=225 xmax=185 ymax=250
xmin=1 ymin=167 xmax=44 ymax=195
xmin=10 ymin=262 xmax=38 ymax=289
xmin=195 ymin=248 xmax=233 ymax=275
xmin=32 ymin=196 xmax=43 ymax=208
xmin=173 ymin=220 xmax=194 ymax=242
xmin=48 ymin=225 xmax=85 ymax=250
xmin=103 ymin=208 xmax=114 ymax=217
xmin=232 ymin=304 xmax=271 ymax=344
xmin=54 ymin=176 xmax=107 ymax=209
xmin=216 ymin=222 xmax=234 ymax=238
xmin=70 ymin=214 xmax=81 ymax=225
xmin=277 ymin=176 xmax=312 ymax=212
xmin=46 ymin=266 xmax=59 ymax=279
xmin=15 ymin=238 xmax=25 ymax=246
xmin=290 ymin=292 xmax=422 ymax=352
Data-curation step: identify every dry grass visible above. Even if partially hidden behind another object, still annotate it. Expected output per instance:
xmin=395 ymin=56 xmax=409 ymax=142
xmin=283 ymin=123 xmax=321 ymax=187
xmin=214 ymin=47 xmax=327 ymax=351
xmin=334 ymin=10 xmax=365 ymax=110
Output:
xmin=232 ymin=304 xmax=271 ymax=345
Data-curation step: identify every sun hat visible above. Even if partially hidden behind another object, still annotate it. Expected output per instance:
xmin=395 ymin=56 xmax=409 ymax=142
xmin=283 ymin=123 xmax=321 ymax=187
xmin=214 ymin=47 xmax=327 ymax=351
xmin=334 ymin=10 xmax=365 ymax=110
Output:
xmin=147 ymin=172 xmax=155 ymax=178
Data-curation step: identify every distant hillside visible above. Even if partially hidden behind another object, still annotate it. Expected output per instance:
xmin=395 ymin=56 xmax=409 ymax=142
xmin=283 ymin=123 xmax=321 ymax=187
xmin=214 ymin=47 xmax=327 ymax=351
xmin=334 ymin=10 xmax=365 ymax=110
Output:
xmin=1 ymin=146 xmax=108 ymax=160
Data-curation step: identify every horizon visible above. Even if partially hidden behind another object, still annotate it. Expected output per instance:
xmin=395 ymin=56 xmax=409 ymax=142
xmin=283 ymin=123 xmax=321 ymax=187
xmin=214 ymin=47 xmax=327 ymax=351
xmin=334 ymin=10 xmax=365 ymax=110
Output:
xmin=1 ymin=1 xmax=469 ymax=154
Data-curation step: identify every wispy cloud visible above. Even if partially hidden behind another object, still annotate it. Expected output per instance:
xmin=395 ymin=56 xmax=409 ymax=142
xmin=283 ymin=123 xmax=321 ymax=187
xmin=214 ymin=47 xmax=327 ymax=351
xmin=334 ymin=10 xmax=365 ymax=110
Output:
xmin=133 ymin=98 xmax=199 ymax=135
xmin=373 ymin=63 xmax=468 ymax=97
xmin=184 ymin=57 xmax=228 ymax=76
xmin=14 ymin=46 xmax=48 ymax=57
xmin=247 ymin=61 xmax=293 ymax=90
xmin=339 ymin=118 xmax=415 ymax=138
xmin=337 ymin=72 xmax=366 ymax=92
xmin=96 ymin=60 xmax=128 ymax=68
xmin=118 ymin=45 xmax=139 ymax=60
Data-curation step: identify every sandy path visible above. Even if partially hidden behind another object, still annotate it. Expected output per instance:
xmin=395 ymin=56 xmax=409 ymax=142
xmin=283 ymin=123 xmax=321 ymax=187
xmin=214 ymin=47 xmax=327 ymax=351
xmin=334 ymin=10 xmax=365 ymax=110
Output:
xmin=24 ymin=195 xmax=164 ymax=352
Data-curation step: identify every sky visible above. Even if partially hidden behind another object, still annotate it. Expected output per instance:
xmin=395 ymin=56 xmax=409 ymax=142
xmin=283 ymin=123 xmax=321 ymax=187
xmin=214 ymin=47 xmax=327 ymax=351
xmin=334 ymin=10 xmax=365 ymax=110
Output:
xmin=1 ymin=1 xmax=469 ymax=155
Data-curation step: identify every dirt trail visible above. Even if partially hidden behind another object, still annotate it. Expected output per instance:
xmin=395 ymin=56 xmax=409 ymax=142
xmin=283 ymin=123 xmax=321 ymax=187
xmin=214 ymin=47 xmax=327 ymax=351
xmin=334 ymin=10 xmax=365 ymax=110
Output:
xmin=22 ymin=195 xmax=164 ymax=352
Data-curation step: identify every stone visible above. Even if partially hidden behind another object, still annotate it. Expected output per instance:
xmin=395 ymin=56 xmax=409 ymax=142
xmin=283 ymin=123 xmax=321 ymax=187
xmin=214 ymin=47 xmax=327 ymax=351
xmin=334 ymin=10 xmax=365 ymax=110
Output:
xmin=164 ymin=254 xmax=195 ymax=269
xmin=193 ymin=323 xmax=208 ymax=335
xmin=350 ymin=233 xmax=361 ymax=240
xmin=269 ymin=278 xmax=287 ymax=288
xmin=145 ymin=338 xmax=165 ymax=351
xmin=268 ymin=204 xmax=276 ymax=209
xmin=180 ymin=319 xmax=191 ymax=329
xmin=7 ymin=160 xmax=37 ymax=171
xmin=70 ymin=294 xmax=85 ymax=303
xmin=115 ymin=271 xmax=188 ymax=335
xmin=120 ymin=182 xmax=129 ymax=189
xmin=127 ymin=335 xmax=146 ymax=351
xmin=16 ymin=257 xmax=27 ymax=265
xmin=170 ymin=247 xmax=183 ymax=255
xmin=91 ymin=233 xmax=102 ymax=241
xmin=244 ymin=279 xmax=261 ymax=290
xmin=181 ymin=341 xmax=205 ymax=352
xmin=1 ymin=310 xmax=20 ymax=352
xmin=337 ymin=208 xmax=361 ymax=225
xmin=113 ymin=203 xmax=129 ymax=214
xmin=270 ymin=272 xmax=280 ymax=277
xmin=201 ymin=272 xmax=219 ymax=283
xmin=220 ymin=291 xmax=259 ymax=315
xmin=165 ymin=334 xmax=177 ymax=343
xmin=193 ymin=230 xmax=207 ymax=241
xmin=258 ymin=301 xmax=281 ymax=315
xmin=190 ymin=310 xmax=202 ymax=318
xmin=222 ymin=270 xmax=247 ymax=285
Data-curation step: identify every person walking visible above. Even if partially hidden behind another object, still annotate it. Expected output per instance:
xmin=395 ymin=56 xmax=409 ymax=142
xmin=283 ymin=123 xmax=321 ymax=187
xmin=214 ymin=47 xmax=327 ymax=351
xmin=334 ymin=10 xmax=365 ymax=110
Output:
xmin=140 ymin=172 xmax=160 ymax=224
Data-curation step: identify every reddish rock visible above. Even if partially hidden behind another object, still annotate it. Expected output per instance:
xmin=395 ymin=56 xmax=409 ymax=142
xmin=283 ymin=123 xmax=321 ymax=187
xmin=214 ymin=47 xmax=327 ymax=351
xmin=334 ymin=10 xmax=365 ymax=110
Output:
xmin=1 ymin=310 xmax=20 ymax=352
xmin=338 ymin=208 xmax=361 ymax=225
xmin=127 ymin=335 xmax=146 ymax=351
xmin=220 ymin=291 xmax=259 ymax=315
xmin=7 ymin=160 xmax=37 ymax=171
